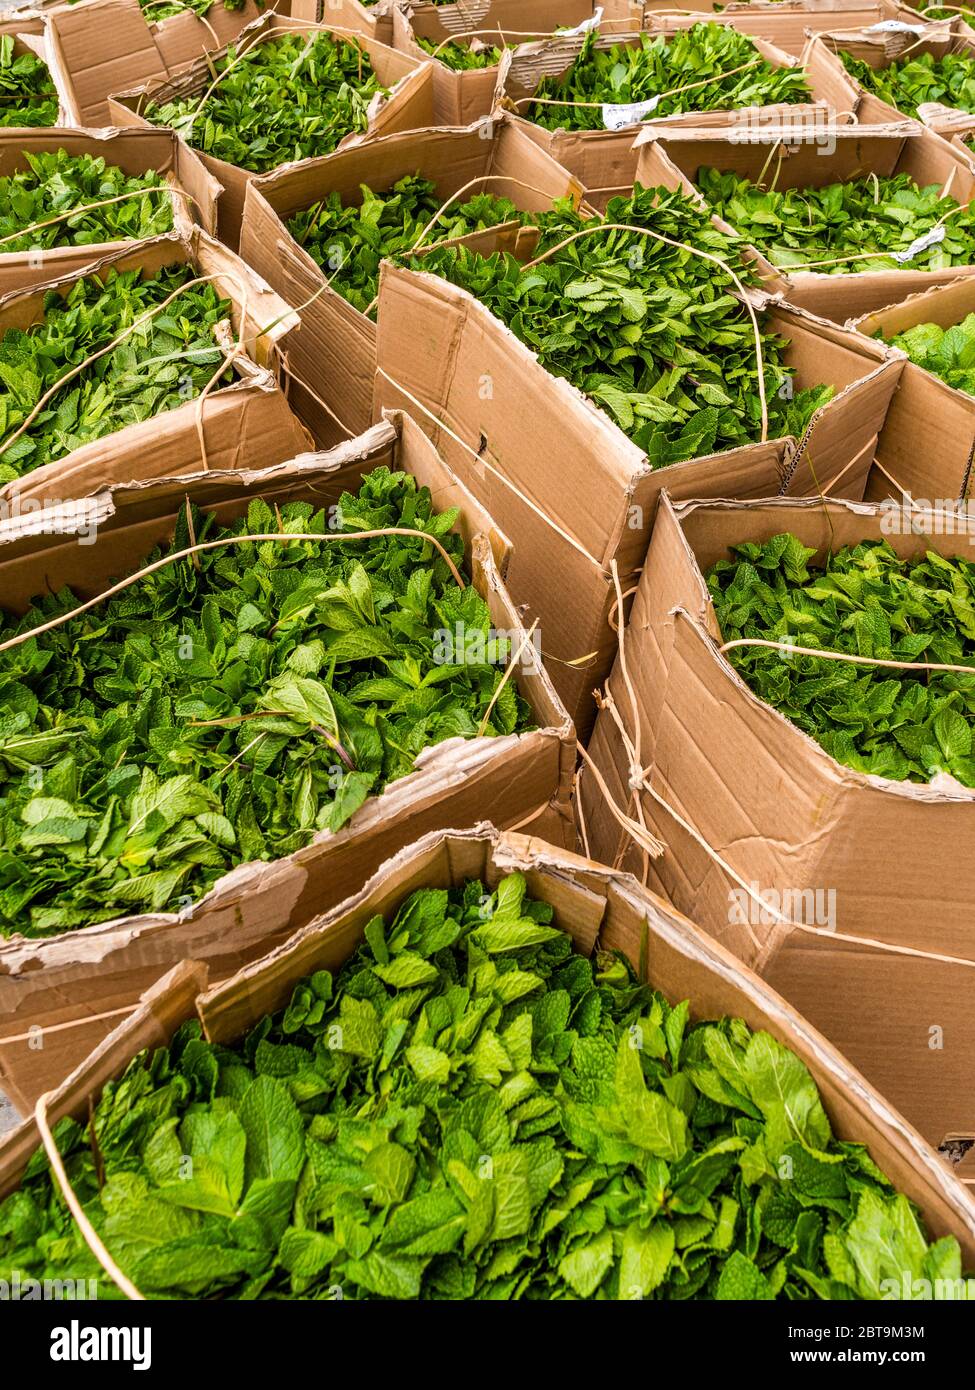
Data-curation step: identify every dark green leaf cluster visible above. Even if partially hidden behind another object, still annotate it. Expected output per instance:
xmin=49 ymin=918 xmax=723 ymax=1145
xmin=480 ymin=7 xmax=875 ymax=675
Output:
xmin=840 ymin=47 xmax=975 ymax=119
xmin=0 ymin=871 xmax=963 ymax=1299
xmin=0 ymin=34 xmax=58 ymax=129
xmin=708 ymin=534 xmax=975 ymax=784
xmin=144 ymin=33 xmax=387 ymax=175
xmin=0 ymin=470 xmax=532 ymax=937
xmin=289 ymin=175 xmax=530 ymax=318
xmin=528 ymin=25 xmax=811 ymax=131
xmin=0 ymin=265 xmax=233 ymax=482
xmin=0 ymin=149 xmax=174 ymax=255
xmin=417 ymin=37 xmax=503 ymax=70
xmin=413 ymin=184 xmax=832 ymax=467
xmin=882 ymin=313 xmax=975 ymax=397
xmin=697 ymin=168 xmax=975 ymax=273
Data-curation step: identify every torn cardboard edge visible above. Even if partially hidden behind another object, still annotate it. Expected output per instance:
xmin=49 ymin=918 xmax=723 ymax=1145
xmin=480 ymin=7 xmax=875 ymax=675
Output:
xmin=0 ymin=413 xmax=575 ymax=1108
xmin=1 ymin=822 xmax=973 ymax=1263
xmin=0 ymin=127 xmax=222 ymax=296
xmin=239 ymin=115 xmax=587 ymax=445
xmin=0 ymin=226 xmax=309 ymax=507
xmin=106 ymin=13 xmax=437 ymax=248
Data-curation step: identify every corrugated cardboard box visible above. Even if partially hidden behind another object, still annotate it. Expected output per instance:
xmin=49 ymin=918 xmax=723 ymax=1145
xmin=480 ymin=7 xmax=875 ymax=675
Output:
xmin=497 ymin=21 xmax=859 ymax=206
xmin=635 ymin=122 xmax=975 ymax=321
xmin=2 ymin=824 xmax=973 ymax=1267
xmin=808 ymin=20 xmax=975 ymax=127
xmin=579 ymin=490 xmax=975 ymax=1147
xmin=0 ymin=415 xmax=575 ymax=1109
xmin=41 ymin=0 xmax=280 ymax=128
xmin=0 ymin=127 xmax=220 ymax=295
xmin=0 ymin=16 xmax=80 ymax=126
xmin=373 ymin=259 xmax=902 ymax=735
xmin=388 ymin=0 xmax=641 ymax=127
xmin=851 ymin=275 xmax=975 ymax=502
xmin=0 ymin=227 xmax=309 ymax=507
xmin=239 ymin=116 xmax=586 ymax=446
xmin=291 ymin=0 xmax=394 ymax=47
xmin=108 ymin=13 xmax=436 ymax=248
xmin=641 ymin=2 xmax=940 ymax=58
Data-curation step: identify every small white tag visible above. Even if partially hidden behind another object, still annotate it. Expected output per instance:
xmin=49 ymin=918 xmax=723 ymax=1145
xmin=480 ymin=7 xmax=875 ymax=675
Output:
xmin=864 ymin=20 xmax=927 ymax=34
xmin=892 ymin=225 xmax=946 ymax=263
xmin=602 ymin=94 xmax=660 ymax=129
xmin=561 ymin=6 xmax=604 ymax=36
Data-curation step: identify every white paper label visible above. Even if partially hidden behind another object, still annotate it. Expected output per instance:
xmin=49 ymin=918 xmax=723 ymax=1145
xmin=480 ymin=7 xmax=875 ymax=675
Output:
xmin=602 ymin=94 xmax=660 ymax=129
xmin=892 ymin=224 xmax=946 ymax=263
xmin=864 ymin=20 xmax=927 ymax=34
xmin=561 ymin=6 xmax=604 ymax=36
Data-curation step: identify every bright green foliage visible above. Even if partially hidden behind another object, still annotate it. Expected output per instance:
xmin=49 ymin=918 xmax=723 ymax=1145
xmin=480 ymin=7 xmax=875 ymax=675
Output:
xmin=882 ymin=314 xmax=975 ymax=397
xmin=0 ymin=34 xmax=58 ymax=129
xmin=289 ymin=175 xmax=530 ymax=318
xmin=140 ymin=0 xmax=250 ymax=21
xmin=697 ymin=168 xmax=975 ymax=273
xmin=0 ymin=872 xmax=964 ymax=1299
xmin=0 ymin=471 xmax=531 ymax=937
xmin=528 ymin=25 xmax=811 ymax=131
xmin=0 ymin=266 xmax=233 ymax=482
xmin=708 ymin=535 xmax=975 ymax=785
xmin=143 ymin=33 xmax=387 ymax=174
xmin=840 ymin=47 xmax=975 ymax=119
xmin=417 ymin=37 xmax=503 ymax=70
xmin=414 ymin=184 xmax=833 ymax=466
xmin=0 ymin=150 xmax=174 ymax=255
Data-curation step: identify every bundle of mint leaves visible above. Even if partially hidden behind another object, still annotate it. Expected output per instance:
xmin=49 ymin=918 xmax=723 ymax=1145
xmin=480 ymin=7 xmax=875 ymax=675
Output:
xmin=0 ymin=871 xmax=964 ymax=1299
xmin=143 ymin=32 xmax=387 ymax=174
xmin=0 ymin=470 xmax=532 ymax=938
xmin=0 ymin=265 xmax=234 ymax=482
xmin=289 ymin=176 xmax=532 ymax=319
xmin=696 ymin=168 xmax=975 ymax=273
xmin=527 ymin=25 xmax=811 ymax=131
xmin=410 ymin=184 xmax=833 ymax=467
xmin=0 ymin=34 xmax=59 ymax=129
xmin=708 ymin=535 xmax=975 ymax=785
xmin=0 ymin=150 xmax=174 ymax=256
xmin=880 ymin=313 xmax=975 ymax=397
xmin=840 ymin=47 xmax=975 ymax=119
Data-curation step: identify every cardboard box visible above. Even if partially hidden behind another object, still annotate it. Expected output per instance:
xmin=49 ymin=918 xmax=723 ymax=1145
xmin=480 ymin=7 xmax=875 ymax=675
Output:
xmin=291 ymin=0 xmax=394 ymax=47
xmin=0 ymin=127 xmax=221 ymax=295
xmin=636 ymin=122 xmax=975 ymax=321
xmin=388 ymin=1 xmax=642 ymax=126
xmin=239 ymin=117 xmax=586 ymax=447
xmin=641 ymin=2 xmax=939 ymax=58
xmin=0 ymin=17 xmax=79 ymax=127
xmin=373 ymin=260 xmax=902 ymax=735
xmin=579 ymin=490 xmax=975 ymax=1146
xmin=808 ymin=20 xmax=975 ymax=128
xmin=0 ymin=415 xmax=575 ymax=1109
xmin=498 ymin=22 xmax=860 ymax=206
xmin=41 ymin=0 xmax=281 ymax=128
xmin=108 ymin=13 xmax=436 ymax=248
xmin=2 ymin=824 xmax=973 ymax=1266
xmin=0 ymin=227 xmax=309 ymax=508
xmin=851 ymin=275 xmax=975 ymax=502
